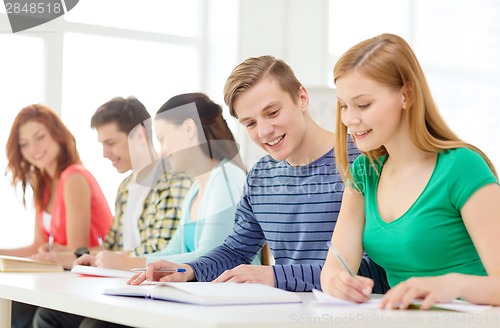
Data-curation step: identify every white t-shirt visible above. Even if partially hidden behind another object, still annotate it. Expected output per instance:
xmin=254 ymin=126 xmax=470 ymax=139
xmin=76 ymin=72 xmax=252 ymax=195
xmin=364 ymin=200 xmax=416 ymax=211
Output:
xmin=121 ymin=182 xmax=151 ymax=252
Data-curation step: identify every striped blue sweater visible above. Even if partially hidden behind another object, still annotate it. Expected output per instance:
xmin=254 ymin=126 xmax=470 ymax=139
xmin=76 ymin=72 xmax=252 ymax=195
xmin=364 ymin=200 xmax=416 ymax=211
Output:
xmin=187 ymin=143 xmax=388 ymax=292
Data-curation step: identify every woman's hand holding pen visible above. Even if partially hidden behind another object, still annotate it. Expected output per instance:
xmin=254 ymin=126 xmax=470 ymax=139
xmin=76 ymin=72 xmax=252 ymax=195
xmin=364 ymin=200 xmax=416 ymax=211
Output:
xmin=323 ymin=242 xmax=373 ymax=303
xmin=127 ymin=260 xmax=193 ymax=285
xmin=325 ymin=270 xmax=374 ymax=303
xmin=31 ymin=251 xmax=76 ymax=270
xmin=37 ymin=242 xmax=70 ymax=253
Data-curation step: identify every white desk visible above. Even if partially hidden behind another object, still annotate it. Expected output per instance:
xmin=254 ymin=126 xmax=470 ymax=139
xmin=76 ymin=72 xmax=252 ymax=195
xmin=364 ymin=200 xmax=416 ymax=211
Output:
xmin=1 ymin=272 xmax=500 ymax=328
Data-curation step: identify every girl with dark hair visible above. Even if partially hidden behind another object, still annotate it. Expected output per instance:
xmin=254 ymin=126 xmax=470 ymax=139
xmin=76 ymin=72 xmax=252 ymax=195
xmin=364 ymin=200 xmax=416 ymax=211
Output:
xmin=144 ymin=92 xmax=247 ymax=264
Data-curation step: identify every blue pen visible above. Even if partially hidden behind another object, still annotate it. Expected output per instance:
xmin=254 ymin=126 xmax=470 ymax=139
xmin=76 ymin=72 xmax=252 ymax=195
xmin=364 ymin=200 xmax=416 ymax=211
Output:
xmin=130 ymin=268 xmax=187 ymax=273
xmin=98 ymin=235 xmax=104 ymax=252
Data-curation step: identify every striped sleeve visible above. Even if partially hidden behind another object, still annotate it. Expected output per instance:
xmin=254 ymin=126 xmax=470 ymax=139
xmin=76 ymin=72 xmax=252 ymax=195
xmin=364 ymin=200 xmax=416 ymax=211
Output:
xmin=273 ymin=264 xmax=322 ymax=291
xmin=187 ymin=181 xmax=265 ymax=281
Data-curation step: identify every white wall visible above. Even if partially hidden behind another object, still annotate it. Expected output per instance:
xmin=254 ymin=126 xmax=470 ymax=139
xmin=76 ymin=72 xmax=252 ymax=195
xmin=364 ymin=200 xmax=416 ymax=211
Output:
xmin=236 ymin=0 xmax=335 ymax=166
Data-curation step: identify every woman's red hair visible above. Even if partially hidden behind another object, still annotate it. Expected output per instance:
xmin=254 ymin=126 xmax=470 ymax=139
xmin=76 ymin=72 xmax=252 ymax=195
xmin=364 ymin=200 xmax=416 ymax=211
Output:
xmin=5 ymin=104 xmax=81 ymax=212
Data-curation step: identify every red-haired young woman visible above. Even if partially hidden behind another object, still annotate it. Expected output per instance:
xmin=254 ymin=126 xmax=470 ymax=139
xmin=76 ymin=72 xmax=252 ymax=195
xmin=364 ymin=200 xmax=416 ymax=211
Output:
xmin=2 ymin=104 xmax=112 ymax=262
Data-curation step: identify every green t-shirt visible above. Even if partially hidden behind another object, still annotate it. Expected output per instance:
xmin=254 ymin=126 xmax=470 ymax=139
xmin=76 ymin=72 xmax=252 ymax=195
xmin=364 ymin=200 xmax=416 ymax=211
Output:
xmin=351 ymin=148 xmax=498 ymax=287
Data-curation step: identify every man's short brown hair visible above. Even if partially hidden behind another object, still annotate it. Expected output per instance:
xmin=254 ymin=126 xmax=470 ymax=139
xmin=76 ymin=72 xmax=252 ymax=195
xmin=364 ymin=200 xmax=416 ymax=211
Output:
xmin=223 ymin=55 xmax=302 ymax=118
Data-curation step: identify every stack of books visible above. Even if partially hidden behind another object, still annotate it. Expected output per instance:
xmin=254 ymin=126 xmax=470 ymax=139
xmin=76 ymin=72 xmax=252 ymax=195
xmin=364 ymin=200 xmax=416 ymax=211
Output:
xmin=0 ymin=255 xmax=64 ymax=272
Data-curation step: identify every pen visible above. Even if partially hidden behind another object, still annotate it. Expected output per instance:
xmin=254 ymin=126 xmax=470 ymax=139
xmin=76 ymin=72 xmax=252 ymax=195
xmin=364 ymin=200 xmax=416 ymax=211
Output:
xmin=130 ymin=268 xmax=187 ymax=273
xmin=48 ymin=233 xmax=54 ymax=252
xmin=326 ymin=241 xmax=356 ymax=277
xmin=98 ymin=235 xmax=104 ymax=252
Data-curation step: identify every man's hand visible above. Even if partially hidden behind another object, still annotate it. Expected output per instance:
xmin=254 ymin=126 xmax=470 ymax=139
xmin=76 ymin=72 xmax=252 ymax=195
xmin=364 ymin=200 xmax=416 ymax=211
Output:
xmin=128 ymin=260 xmax=194 ymax=285
xmin=213 ymin=264 xmax=275 ymax=287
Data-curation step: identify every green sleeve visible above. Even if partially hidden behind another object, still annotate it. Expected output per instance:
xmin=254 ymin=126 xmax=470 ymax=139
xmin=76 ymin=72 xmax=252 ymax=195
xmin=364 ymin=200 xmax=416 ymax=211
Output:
xmin=447 ymin=148 xmax=498 ymax=210
xmin=349 ymin=154 xmax=381 ymax=195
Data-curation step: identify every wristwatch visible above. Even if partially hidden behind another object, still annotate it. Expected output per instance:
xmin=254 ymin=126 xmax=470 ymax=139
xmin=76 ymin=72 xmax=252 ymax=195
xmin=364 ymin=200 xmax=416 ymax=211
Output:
xmin=74 ymin=247 xmax=90 ymax=258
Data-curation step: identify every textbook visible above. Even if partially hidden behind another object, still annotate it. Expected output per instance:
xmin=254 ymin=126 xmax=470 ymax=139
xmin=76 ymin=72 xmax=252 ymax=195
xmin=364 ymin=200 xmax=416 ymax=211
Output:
xmin=104 ymin=282 xmax=302 ymax=306
xmin=71 ymin=265 xmax=135 ymax=278
xmin=0 ymin=255 xmax=64 ymax=272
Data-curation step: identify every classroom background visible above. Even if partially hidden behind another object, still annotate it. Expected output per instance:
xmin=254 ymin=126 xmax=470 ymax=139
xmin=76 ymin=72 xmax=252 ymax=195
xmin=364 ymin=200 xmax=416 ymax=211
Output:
xmin=1 ymin=0 xmax=499 ymax=248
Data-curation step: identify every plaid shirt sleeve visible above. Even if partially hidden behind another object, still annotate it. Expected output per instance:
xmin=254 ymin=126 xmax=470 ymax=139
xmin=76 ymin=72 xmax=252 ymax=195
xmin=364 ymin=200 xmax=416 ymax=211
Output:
xmin=131 ymin=171 xmax=192 ymax=256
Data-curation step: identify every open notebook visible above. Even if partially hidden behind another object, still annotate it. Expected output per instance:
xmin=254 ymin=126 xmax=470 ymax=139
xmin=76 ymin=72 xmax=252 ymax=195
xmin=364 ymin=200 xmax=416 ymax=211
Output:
xmin=71 ymin=265 xmax=135 ymax=278
xmin=0 ymin=255 xmax=63 ymax=272
xmin=312 ymin=289 xmax=493 ymax=313
xmin=104 ymin=282 xmax=302 ymax=306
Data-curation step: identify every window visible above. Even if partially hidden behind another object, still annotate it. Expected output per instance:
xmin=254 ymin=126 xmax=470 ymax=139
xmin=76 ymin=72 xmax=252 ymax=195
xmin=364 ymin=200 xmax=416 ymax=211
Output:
xmin=64 ymin=0 xmax=199 ymax=36
xmin=412 ymin=0 xmax=500 ymax=167
xmin=0 ymin=35 xmax=44 ymax=247
xmin=329 ymin=0 xmax=500 ymax=168
xmin=61 ymin=33 xmax=200 ymax=201
xmin=329 ymin=0 xmax=410 ymax=56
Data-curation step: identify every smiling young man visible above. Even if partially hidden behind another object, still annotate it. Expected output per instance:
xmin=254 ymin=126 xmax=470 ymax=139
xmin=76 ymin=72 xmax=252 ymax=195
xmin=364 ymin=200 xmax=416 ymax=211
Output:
xmin=129 ymin=56 xmax=389 ymax=294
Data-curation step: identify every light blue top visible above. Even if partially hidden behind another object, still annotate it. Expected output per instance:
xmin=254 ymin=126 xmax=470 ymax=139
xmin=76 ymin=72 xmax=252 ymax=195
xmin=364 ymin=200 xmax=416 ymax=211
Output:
xmin=146 ymin=159 xmax=246 ymax=264
xmin=183 ymin=221 xmax=196 ymax=252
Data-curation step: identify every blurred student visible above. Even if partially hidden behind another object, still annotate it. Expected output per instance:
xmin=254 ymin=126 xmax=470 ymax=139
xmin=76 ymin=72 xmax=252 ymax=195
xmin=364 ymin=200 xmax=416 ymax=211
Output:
xmin=129 ymin=56 xmax=389 ymax=294
xmin=3 ymin=104 xmax=113 ymax=328
xmin=144 ymin=93 xmax=246 ymax=265
xmin=32 ymin=96 xmax=192 ymax=328
xmin=90 ymin=96 xmax=191 ymax=259
xmin=320 ymin=33 xmax=500 ymax=309
xmin=3 ymin=104 xmax=112 ymax=256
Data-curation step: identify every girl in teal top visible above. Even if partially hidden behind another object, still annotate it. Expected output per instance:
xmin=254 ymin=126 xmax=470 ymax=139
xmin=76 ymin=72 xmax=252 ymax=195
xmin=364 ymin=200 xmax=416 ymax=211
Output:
xmin=146 ymin=158 xmax=246 ymax=264
xmin=321 ymin=33 xmax=500 ymax=310
xmin=148 ymin=93 xmax=247 ymax=265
